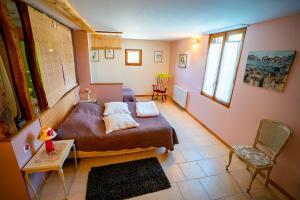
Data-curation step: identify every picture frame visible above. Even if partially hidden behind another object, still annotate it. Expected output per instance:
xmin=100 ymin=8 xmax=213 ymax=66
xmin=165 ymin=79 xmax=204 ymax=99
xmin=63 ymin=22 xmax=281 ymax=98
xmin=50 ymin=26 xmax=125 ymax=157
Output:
xmin=154 ymin=51 xmax=163 ymax=63
xmin=105 ymin=49 xmax=114 ymax=59
xmin=243 ymin=50 xmax=295 ymax=92
xmin=89 ymin=50 xmax=99 ymax=62
xmin=178 ymin=54 xmax=187 ymax=68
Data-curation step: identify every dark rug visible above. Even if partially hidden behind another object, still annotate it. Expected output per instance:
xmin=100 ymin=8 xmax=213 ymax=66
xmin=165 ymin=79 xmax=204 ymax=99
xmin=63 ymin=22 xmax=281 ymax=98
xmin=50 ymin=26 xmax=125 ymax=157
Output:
xmin=86 ymin=157 xmax=170 ymax=200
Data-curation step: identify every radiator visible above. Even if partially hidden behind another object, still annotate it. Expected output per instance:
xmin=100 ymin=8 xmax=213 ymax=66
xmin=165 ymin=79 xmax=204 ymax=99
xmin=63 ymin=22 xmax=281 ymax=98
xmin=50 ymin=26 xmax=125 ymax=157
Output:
xmin=172 ymin=85 xmax=188 ymax=108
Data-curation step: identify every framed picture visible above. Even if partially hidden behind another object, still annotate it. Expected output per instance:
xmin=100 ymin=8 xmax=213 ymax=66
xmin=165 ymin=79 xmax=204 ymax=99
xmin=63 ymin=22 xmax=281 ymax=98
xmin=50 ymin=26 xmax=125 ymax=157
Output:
xmin=105 ymin=50 xmax=114 ymax=59
xmin=89 ymin=50 xmax=99 ymax=62
xmin=243 ymin=50 xmax=295 ymax=92
xmin=154 ymin=51 xmax=162 ymax=63
xmin=178 ymin=54 xmax=187 ymax=68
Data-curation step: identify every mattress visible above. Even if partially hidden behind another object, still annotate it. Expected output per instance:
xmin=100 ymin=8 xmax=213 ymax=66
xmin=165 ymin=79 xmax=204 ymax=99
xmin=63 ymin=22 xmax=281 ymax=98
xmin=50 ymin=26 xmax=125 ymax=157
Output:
xmin=56 ymin=102 xmax=178 ymax=152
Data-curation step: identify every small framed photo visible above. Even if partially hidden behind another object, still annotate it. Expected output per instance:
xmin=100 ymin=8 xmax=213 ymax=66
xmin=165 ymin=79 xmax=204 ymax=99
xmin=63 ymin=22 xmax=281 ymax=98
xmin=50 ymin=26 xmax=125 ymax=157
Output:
xmin=154 ymin=51 xmax=163 ymax=63
xmin=178 ymin=54 xmax=187 ymax=68
xmin=105 ymin=50 xmax=114 ymax=59
xmin=89 ymin=50 xmax=99 ymax=62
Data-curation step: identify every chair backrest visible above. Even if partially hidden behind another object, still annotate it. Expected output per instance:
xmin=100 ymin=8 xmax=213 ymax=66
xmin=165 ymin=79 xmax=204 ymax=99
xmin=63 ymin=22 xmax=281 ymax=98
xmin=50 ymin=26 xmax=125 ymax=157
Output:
xmin=155 ymin=74 xmax=171 ymax=91
xmin=254 ymin=119 xmax=292 ymax=161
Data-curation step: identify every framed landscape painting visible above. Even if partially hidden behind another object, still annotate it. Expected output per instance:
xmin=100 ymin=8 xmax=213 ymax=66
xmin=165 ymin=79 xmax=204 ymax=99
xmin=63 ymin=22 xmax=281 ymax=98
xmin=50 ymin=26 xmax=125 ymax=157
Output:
xmin=243 ymin=50 xmax=295 ymax=92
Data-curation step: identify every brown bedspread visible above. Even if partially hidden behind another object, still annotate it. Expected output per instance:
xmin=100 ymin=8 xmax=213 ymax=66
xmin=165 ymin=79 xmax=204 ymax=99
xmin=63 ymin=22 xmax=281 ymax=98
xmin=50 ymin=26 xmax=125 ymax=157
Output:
xmin=56 ymin=102 xmax=178 ymax=152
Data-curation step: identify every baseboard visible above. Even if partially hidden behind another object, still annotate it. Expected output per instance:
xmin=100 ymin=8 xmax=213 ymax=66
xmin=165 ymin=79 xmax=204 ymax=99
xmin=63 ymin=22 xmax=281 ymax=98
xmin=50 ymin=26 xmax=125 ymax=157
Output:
xmin=135 ymin=94 xmax=152 ymax=97
xmin=183 ymin=108 xmax=295 ymax=200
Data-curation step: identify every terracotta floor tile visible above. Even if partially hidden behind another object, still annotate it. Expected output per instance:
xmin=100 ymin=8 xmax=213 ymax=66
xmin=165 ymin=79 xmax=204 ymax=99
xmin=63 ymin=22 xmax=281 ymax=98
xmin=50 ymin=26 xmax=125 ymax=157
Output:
xmin=200 ymin=173 xmax=242 ymax=199
xmin=177 ymin=179 xmax=210 ymax=200
xmin=179 ymin=161 xmax=206 ymax=179
xmin=162 ymin=164 xmax=186 ymax=183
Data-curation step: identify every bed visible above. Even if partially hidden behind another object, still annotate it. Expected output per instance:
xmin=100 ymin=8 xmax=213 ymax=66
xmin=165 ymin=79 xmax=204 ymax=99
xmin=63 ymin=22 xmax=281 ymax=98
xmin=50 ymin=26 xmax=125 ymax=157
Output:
xmin=56 ymin=102 xmax=178 ymax=154
xmin=122 ymin=88 xmax=136 ymax=102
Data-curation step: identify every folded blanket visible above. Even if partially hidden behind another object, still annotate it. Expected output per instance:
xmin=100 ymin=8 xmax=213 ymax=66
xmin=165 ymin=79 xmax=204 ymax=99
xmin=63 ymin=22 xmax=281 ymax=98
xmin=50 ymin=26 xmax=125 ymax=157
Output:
xmin=136 ymin=101 xmax=160 ymax=117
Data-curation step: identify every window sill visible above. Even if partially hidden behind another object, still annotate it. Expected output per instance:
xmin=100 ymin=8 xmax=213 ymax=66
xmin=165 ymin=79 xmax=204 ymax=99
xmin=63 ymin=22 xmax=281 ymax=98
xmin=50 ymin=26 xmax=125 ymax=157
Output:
xmin=200 ymin=91 xmax=231 ymax=108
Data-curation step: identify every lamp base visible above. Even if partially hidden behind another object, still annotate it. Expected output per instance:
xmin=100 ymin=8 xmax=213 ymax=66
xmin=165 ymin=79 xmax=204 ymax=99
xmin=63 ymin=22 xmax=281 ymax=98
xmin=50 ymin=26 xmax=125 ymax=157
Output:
xmin=45 ymin=140 xmax=55 ymax=154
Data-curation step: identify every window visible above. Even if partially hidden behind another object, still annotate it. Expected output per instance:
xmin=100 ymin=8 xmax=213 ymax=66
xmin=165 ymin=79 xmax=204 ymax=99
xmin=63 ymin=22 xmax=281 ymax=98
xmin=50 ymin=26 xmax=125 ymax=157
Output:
xmin=125 ymin=49 xmax=142 ymax=66
xmin=201 ymin=29 xmax=245 ymax=107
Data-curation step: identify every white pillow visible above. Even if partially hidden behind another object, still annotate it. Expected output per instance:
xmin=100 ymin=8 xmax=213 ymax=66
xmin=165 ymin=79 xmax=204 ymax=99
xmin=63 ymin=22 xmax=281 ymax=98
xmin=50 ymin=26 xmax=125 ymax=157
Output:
xmin=103 ymin=114 xmax=139 ymax=134
xmin=103 ymin=102 xmax=130 ymax=116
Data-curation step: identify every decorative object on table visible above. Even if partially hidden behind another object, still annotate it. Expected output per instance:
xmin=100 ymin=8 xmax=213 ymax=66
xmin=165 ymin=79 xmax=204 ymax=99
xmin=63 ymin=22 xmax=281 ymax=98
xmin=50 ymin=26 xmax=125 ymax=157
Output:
xmin=105 ymin=49 xmax=114 ymax=59
xmin=154 ymin=51 xmax=163 ymax=63
xmin=84 ymin=88 xmax=92 ymax=100
xmin=38 ymin=127 xmax=57 ymax=154
xmin=89 ymin=50 xmax=99 ymax=62
xmin=178 ymin=54 xmax=187 ymax=68
xmin=86 ymin=157 xmax=170 ymax=200
xmin=243 ymin=50 xmax=295 ymax=92
xmin=152 ymin=73 xmax=171 ymax=102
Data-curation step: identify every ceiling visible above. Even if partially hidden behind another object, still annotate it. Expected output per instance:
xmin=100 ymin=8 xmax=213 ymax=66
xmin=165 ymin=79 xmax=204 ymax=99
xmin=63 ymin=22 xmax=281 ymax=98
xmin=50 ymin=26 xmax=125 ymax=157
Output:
xmin=68 ymin=0 xmax=300 ymax=40
xmin=30 ymin=0 xmax=300 ymax=41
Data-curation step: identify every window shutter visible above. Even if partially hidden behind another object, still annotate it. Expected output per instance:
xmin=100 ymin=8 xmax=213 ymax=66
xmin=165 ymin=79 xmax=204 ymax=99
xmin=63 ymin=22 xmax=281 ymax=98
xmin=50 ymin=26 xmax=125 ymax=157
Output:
xmin=57 ymin=23 xmax=77 ymax=91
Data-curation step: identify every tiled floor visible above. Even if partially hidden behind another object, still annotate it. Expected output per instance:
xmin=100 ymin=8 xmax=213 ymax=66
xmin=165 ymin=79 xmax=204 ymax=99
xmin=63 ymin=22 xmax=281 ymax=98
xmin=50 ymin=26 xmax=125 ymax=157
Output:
xmin=39 ymin=98 xmax=288 ymax=200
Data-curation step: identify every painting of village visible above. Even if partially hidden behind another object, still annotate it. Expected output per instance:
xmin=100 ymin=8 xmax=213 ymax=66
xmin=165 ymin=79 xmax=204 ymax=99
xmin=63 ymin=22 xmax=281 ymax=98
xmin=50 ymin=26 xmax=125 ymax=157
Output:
xmin=243 ymin=50 xmax=295 ymax=92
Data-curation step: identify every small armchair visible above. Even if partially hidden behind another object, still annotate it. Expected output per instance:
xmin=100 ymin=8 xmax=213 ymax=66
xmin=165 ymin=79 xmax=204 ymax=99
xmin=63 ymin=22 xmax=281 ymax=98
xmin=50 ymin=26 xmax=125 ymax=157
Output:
xmin=226 ymin=119 xmax=292 ymax=193
xmin=152 ymin=74 xmax=171 ymax=102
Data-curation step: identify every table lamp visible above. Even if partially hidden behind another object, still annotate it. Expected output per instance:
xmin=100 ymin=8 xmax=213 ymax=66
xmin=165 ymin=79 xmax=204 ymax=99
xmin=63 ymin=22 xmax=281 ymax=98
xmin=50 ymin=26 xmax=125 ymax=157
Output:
xmin=85 ymin=88 xmax=92 ymax=100
xmin=38 ymin=127 xmax=57 ymax=154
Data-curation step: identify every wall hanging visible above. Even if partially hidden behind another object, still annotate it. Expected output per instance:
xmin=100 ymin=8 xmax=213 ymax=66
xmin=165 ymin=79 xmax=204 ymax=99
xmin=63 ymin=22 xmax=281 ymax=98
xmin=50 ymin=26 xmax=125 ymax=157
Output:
xmin=178 ymin=54 xmax=187 ymax=68
xmin=243 ymin=50 xmax=295 ymax=92
xmin=105 ymin=50 xmax=114 ymax=59
xmin=89 ymin=50 xmax=99 ymax=62
xmin=154 ymin=51 xmax=162 ymax=63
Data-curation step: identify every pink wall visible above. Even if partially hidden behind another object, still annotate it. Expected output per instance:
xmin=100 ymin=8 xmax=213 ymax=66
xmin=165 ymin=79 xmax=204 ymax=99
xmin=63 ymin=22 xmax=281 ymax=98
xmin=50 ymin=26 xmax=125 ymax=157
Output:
xmin=169 ymin=14 xmax=300 ymax=199
xmin=72 ymin=30 xmax=123 ymax=103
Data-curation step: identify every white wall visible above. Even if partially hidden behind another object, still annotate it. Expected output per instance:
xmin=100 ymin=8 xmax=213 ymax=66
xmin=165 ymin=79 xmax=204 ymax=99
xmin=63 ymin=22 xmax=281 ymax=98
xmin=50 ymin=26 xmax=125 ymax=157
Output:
xmin=90 ymin=39 xmax=171 ymax=95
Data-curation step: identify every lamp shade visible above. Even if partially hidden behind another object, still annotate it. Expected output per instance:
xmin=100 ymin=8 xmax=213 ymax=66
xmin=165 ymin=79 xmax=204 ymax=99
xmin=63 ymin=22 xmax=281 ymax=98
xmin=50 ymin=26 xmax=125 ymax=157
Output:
xmin=38 ymin=127 xmax=57 ymax=141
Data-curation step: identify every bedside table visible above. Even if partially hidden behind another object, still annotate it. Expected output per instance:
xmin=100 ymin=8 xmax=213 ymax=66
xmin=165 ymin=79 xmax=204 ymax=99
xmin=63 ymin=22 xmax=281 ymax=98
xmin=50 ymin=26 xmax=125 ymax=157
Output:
xmin=79 ymin=97 xmax=97 ymax=103
xmin=22 ymin=140 xmax=77 ymax=200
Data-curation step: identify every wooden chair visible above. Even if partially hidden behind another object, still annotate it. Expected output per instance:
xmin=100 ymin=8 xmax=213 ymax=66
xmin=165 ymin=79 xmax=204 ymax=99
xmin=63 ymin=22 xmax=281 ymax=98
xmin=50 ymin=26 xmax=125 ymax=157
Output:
xmin=152 ymin=74 xmax=171 ymax=102
xmin=226 ymin=119 xmax=292 ymax=193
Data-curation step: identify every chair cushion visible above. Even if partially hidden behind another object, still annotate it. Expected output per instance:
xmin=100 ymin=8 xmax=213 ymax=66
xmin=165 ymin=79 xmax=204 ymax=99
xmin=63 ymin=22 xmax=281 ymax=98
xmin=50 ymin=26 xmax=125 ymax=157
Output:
xmin=232 ymin=145 xmax=273 ymax=167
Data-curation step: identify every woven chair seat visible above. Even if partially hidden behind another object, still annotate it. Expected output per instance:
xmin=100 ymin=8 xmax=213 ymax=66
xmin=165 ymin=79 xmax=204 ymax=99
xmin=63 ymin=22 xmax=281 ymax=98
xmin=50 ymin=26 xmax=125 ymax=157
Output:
xmin=232 ymin=145 xmax=273 ymax=167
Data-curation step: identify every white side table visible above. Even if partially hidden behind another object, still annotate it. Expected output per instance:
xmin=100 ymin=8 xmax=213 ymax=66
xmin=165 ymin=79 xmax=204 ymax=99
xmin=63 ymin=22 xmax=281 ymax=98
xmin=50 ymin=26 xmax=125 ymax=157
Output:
xmin=79 ymin=97 xmax=97 ymax=103
xmin=22 ymin=140 xmax=77 ymax=200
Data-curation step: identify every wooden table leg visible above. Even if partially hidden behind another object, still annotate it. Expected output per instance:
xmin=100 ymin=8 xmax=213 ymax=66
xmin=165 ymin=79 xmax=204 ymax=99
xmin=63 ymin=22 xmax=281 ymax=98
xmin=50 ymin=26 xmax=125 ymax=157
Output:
xmin=57 ymin=168 xmax=68 ymax=199
xmin=72 ymin=144 xmax=78 ymax=169
xmin=25 ymin=172 xmax=38 ymax=200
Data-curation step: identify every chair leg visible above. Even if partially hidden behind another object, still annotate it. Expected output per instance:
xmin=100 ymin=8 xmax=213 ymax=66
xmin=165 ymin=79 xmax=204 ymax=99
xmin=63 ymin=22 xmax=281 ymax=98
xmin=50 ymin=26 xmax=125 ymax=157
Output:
xmin=152 ymin=92 xmax=154 ymax=100
xmin=265 ymin=168 xmax=272 ymax=186
xmin=226 ymin=149 xmax=233 ymax=171
xmin=247 ymin=169 xmax=257 ymax=193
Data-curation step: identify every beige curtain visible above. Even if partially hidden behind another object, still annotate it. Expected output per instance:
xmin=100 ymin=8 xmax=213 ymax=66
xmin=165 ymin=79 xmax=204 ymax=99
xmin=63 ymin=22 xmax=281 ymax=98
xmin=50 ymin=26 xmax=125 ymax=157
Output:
xmin=28 ymin=7 xmax=77 ymax=107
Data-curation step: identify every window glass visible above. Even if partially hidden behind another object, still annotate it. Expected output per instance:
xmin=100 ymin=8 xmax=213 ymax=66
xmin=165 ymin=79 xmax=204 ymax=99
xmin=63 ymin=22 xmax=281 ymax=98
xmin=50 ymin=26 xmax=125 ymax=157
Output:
xmin=0 ymin=34 xmax=19 ymax=137
xmin=201 ymin=29 xmax=245 ymax=106
xmin=215 ymin=33 xmax=243 ymax=103
xmin=125 ymin=49 xmax=142 ymax=66
xmin=202 ymin=36 xmax=223 ymax=96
